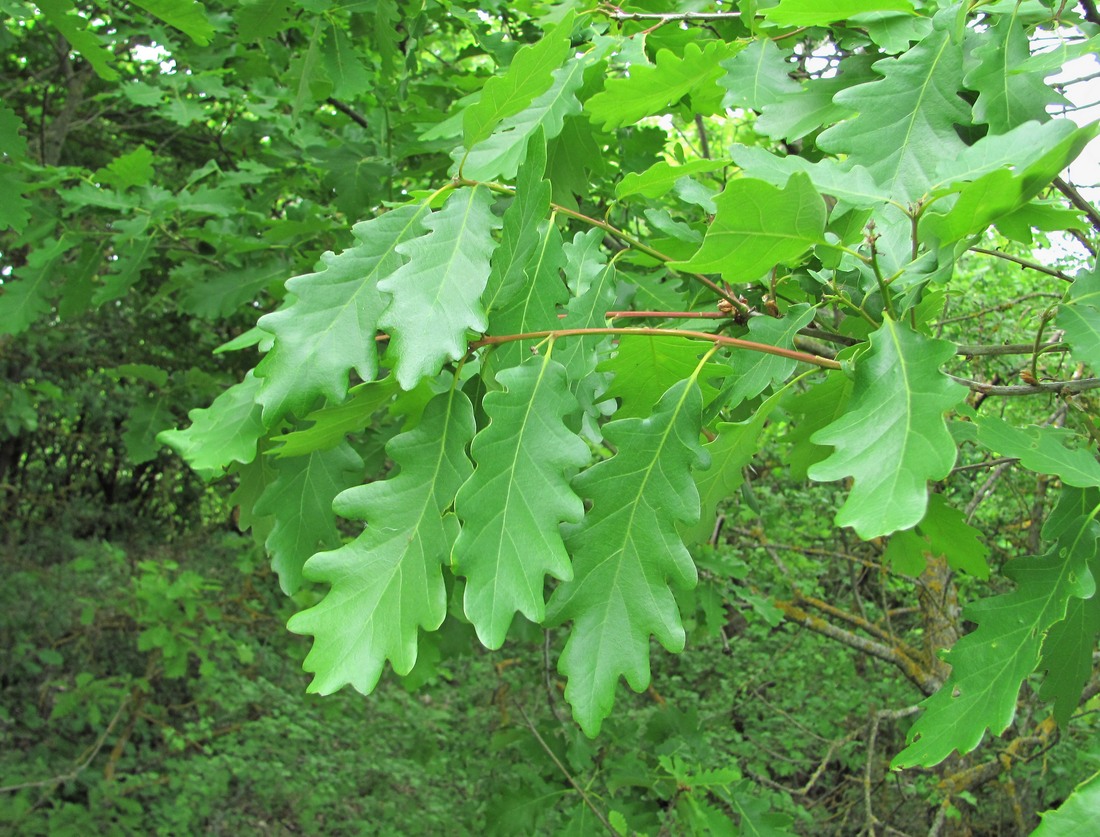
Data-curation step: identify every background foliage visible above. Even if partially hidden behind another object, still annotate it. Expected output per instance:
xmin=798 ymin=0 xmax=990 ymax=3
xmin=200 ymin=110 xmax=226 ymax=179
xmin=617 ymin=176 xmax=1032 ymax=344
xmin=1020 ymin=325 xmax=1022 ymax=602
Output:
xmin=3 ymin=0 xmax=1100 ymax=833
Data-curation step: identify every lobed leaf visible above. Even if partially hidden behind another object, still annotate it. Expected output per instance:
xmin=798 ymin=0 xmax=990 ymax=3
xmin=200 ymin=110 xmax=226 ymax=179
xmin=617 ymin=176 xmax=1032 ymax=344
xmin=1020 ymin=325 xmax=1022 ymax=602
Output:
xmin=453 ymin=354 xmax=588 ymax=648
xmin=378 ymin=186 xmax=502 ymax=390
xmin=288 ymin=389 xmax=475 ymax=694
xmin=671 ymin=173 xmax=827 ymax=284
xmin=256 ymin=203 xmax=429 ymax=422
xmin=547 ymin=378 xmax=709 ymax=735
xmin=893 ymin=488 xmax=1100 ymax=767
xmin=808 ymin=318 xmax=966 ymax=539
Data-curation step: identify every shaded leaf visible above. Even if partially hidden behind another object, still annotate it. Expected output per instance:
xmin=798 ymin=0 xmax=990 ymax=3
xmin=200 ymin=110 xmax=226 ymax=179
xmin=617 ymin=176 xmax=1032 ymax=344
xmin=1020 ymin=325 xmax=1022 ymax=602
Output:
xmin=599 ymin=335 xmax=729 ymax=420
xmin=255 ymin=442 xmax=364 ymax=594
xmin=269 ymin=377 xmax=397 ymax=459
xmin=718 ymin=39 xmax=799 ymax=111
xmin=893 ymin=488 xmax=1100 ymax=768
xmin=288 ymin=389 xmax=475 ymax=694
xmin=976 ymin=416 xmax=1100 ymax=488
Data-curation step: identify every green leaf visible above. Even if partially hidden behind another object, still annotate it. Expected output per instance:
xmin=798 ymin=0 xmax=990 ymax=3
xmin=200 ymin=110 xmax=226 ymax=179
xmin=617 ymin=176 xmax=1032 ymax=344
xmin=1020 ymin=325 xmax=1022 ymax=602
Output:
xmin=322 ymin=24 xmax=373 ymax=98
xmin=914 ymin=494 xmax=990 ymax=579
xmin=235 ymin=0 xmax=292 ymax=41
xmin=586 ymin=41 xmax=734 ymax=131
xmin=288 ymin=389 xmax=475 ymax=694
xmin=254 ymin=442 xmax=364 ymax=595
xmin=1058 ymin=264 xmax=1100 ymax=372
xmin=964 ymin=11 xmax=1062 ymax=132
xmin=453 ymin=354 xmax=588 ymax=648
xmin=598 ymin=335 xmax=728 ymax=420
xmin=1037 ymin=570 xmax=1100 ymax=726
xmin=485 ymin=220 xmax=569 ymax=375
xmin=129 ymin=0 xmax=214 ymax=45
xmin=94 ymin=146 xmax=155 ymax=190
xmin=36 ymin=0 xmax=120 ymax=81
xmin=976 ymin=416 xmax=1100 ymax=488
xmin=547 ymin=378 xmax=709 ymax=735
xmin=718 ymin=39 xmax=799 ymax=111
xmin=157 ymin=372 xmax=267 ymax=480
xmin=462 ymin=11 xmax=575 ymax=148
xmin=1034 ymin=772 xmax=1100 ymax=836
xmin=817 ymin=12 xmax=968 ymax=202
xmin=378 ymin=186 xmax=501 ymax=390
xmin=122 ymin=394 xmax=175 ymax=464
xmin=670 ymin=173 xmax=827 ymax=283
xmin=712 ymin=304 xmax=817 ymax=414
xmin=458 ymin=49 xmax=598 ymax=183
xmin=269 ymin=377 xmax=398 ymax=458
xmin=616 ymin=159 xmax=729 ymax=201
xmin=684 ymin=390 xmax=784 ymax=546
xmin=482 ymin=129 xmax=552 ymax=315
xmin=808 ymin=319 xmax=966 ymax=539
xmin=257 ymin=203 xmax=429 ymax=422
xmin=893 ymin=488 xmax=1100 ymax=768
xmin=763 ymin=0 xmax=915 ymax=27
xmin=0 ymin=237 xmax=74 ymax=335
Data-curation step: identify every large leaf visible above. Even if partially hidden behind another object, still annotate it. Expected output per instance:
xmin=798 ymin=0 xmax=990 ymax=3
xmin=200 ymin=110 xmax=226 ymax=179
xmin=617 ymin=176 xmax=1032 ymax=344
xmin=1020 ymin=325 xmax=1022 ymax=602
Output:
xmin=129 ymin=0 xmax=214 ymax=45
xmin=893 ymin=488 xmax=1100 ymax=768
xmin=670 ymin=173 xmax=827 ymax=283
xmin=718 ymin=39 xmax=799 ymax=111
xmin=378 ymin=186 xmax=501 ymax=389
xmin=453 ymin=354 xmax=588 ymax=648
xmin=598 ymin=335 xmax=729 ymax=420
xmin=254 ymin=442 xmax=364 ymax=595
xmin=808 ymin=319 xmax=966 ymax=539
xmin=964 ymin=11 xmax=1062 ymax=132
xmin=1034 ymin=771 xmax=1100 ymax=836
xmin=462 ymin=11 xmax=575 ymax=148
xmin=288 ymin=389 xmax=475 ymax=694
xmin=1058 ymin=263 xmax=1100 ymax=372
xmin=547 ymin=378 xmax=709 ymax=735
xmin=256 ymin=203 xmax=429 ymax=422
xmin=817 ymin=12 xmax=968 ymax=203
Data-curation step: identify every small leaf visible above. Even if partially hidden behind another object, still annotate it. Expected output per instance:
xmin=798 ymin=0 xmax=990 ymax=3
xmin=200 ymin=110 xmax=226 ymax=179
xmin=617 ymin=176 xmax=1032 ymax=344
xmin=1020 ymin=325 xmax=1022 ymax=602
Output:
xmin=36 ymin=0 xmax=120 ymax=81
xmin=453 ymin=354 xmax=588 ymax=648
xmin=1058 ymin=263 xmax=1100 ymax=372
xmin=94 ymin=146 xmax=154 ymax=190
xmin=670 ymin=173 xmax=827 ymax=283
xmin=586 ymin=41 xmax=734 ymax=131
xmin=288 ymin=389 xmax=475 ymax=694
xmin=976 ymin=416 xmax=1100 ymax=489
xmin=270 ymin=377 xmax=398 ymax=459
xmin=378 ymin=186 xmax=502 ymax=390
xmin=158 ymin=372 xmax=267 ymax=479
xmin=718 ymin=39 xmax=799 ymax=111
xmin=322 ymin=24 xmax=372 ymax=98
xmin=547 ymin=378 xmax=709 ymax=735
xmin=616 ymin=159 xmax=729 ymax=201
xmin=808 ymin=319 xmax=966 ymax=539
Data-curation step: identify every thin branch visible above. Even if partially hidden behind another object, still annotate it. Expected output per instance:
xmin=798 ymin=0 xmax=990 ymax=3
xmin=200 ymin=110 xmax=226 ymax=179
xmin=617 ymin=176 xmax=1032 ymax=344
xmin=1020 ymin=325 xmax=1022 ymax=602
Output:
xmin=949 ymin=375 xmax=1100 ymax=395
xmin=471 ymin=326 xmax=842 ymax=369
xmin=514 ymin=701 xmax=618 ymax=835
xmin=955 ymin=341 xmax=1068 ymax=357
xmin=0 ymin=694 xmax=130 ymax=794
xmin=939 ymin=292 xmax=1063 ymax=325
xmin=325 ymin=97 xmax=370 ymax=129
xmin=969 ymin=247 xmax=1073 ymax=282
xmin=1053 ymin=176 xmax=1100 ymax=233
xmin=597 ymin=8 xmax=742 ymax=23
